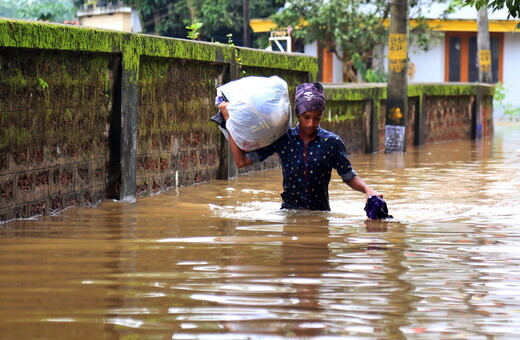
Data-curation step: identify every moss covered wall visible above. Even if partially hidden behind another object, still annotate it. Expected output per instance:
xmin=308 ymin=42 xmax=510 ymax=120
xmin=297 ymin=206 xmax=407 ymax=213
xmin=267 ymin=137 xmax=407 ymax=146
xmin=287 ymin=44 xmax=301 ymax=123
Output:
xmin=323 ymin=83 xmax=494 ymax=155
xmin=136 ymin=57 xmax=224 ymax=195
xmin=0 ymin=19 xmax=318 ymax=221
xmin=0 ymin=48 xmax=115 ymax=221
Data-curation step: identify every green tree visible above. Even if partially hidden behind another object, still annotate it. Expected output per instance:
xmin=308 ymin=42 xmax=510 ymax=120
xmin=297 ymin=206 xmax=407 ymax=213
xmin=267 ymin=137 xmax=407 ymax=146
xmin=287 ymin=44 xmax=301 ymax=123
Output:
xmin=271 ymin=0 xmax=454 ymax=82
xmin=272 ymin=0 xmax=390 ymax=82
xmin=1 ymin=0 xmax=77 ymax=21
xmin=122 ymin=0 xmax=284 ymax=46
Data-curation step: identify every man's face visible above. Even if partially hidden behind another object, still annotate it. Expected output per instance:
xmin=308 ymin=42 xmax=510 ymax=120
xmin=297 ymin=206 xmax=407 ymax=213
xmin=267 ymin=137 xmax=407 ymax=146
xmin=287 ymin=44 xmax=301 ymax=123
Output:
xmin=297 ymin=110 xmax=322 ymax=136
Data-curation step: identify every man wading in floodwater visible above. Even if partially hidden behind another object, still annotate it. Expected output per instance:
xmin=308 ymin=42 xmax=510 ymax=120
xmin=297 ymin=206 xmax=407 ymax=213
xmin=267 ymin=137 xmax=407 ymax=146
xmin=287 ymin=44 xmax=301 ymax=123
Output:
xmin=218 ymin=82 xmax=383 ymax=211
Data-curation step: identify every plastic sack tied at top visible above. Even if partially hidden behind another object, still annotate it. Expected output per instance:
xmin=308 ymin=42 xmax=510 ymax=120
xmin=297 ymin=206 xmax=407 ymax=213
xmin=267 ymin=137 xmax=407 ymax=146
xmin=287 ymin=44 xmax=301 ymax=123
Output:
xmin=215 ymin=76 xmax=291 ymax=152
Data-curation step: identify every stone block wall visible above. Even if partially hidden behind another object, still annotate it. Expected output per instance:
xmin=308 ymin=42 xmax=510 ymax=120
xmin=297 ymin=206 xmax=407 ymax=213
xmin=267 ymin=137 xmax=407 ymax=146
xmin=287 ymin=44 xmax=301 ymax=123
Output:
xmin=0 ymin=48 xmax=115 ymax=221
xmin=136 ymin=57 xmax=224 ymax=196
xmin=423 ymin=96 xmax=473 ymax=143
xmin=0 ymin=19 xmax=316 ymax=222
xmin=322 ymin=83 xmax=494 ymax=155
xmin=321 ymin=100 xmax=371 ymax=155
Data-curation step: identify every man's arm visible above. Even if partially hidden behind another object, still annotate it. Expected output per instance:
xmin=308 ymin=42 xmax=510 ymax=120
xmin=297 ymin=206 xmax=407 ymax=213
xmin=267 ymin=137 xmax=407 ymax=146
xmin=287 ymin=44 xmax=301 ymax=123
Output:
xmin=228 ymin=133 xmax=254 ymax=168
xmin=346 ymin=175 xmax=382 ymax=199
xmin=218 ymin=102 xmax=254 ymax=169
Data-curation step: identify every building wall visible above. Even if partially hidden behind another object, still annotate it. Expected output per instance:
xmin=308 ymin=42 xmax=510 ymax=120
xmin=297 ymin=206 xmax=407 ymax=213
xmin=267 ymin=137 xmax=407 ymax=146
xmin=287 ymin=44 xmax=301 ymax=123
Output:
xmin=408 ymin=36 xmax=445 ymax=83
xmin=0 ymin=49 xmax=114 ymax=220
xmin=321 ymin=84 xmax=493 ymax=155
xmin=503 ymin=32 xmax=520 ymax=107
xmin=328 ymin=32 xmax=518 ymax=109
xmin=80 ymin=12 xmax=132 ymax=32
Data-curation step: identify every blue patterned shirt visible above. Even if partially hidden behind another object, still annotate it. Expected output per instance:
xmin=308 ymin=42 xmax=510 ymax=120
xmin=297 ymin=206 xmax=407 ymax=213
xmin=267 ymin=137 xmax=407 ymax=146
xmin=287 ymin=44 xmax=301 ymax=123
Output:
xmin=247 ymin=125 xmax=358 ymax=211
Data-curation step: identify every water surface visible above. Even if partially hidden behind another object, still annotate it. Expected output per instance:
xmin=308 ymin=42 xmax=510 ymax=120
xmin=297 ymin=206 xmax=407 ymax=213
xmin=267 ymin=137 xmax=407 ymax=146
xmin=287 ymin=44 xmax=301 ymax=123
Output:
xmin=1 ymin=122 xmax=520 ymax=339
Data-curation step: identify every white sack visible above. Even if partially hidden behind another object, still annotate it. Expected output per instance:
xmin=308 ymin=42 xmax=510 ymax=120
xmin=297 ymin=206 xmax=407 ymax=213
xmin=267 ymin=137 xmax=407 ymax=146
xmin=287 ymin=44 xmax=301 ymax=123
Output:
xmin=217 ymin=75 xmax=291 ymax=152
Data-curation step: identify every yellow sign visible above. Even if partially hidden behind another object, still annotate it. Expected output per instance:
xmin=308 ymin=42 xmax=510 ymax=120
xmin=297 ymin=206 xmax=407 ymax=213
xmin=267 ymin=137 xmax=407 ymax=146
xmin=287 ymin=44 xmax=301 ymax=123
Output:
xmin=271 ymin=30 xmax=289 ymax=38
xmin=388 ymin=34 xmax=407 ymax=73
xmin=389 ymin=34 xmax=407 ymax=59
xmin=479 ymin=50 xmax=491 ymax=73
xmin=389 ymin=59 xmax=406 ymax=73
xmin=388 ymin=107 xmax=403 ymax=123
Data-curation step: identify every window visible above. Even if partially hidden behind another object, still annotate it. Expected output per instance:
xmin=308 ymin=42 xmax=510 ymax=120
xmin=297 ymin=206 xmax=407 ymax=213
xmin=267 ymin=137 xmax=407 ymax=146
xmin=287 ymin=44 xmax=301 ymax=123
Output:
xmin=445 ymin=32 xmax=503 ymax=83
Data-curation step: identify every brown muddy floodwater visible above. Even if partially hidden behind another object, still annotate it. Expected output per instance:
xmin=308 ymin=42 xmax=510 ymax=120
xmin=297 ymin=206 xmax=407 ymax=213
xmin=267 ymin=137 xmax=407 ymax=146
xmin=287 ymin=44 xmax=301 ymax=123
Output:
xmin=1 ymin=122 xmax=520 ymax=340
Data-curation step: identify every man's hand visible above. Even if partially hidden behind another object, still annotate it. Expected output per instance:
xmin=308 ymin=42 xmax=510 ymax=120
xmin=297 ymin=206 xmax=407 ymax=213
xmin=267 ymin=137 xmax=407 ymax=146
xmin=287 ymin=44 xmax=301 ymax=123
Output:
xmin=365 ymin=188 xmax=383 ymax=200
xmin=218 ymin=102 xmax=229 ymax=121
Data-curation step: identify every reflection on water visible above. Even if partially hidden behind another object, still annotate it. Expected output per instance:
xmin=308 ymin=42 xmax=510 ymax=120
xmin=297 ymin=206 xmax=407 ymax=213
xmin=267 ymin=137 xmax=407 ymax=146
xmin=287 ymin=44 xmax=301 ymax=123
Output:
xmin=1 ymin=122 xmax=520 ymax=339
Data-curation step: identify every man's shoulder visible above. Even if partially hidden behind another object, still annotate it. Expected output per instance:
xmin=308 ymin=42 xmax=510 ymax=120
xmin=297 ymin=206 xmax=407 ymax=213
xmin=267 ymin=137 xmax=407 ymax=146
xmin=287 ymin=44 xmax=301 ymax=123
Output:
xmin=317 ymin=128 xmax=342 ymax=141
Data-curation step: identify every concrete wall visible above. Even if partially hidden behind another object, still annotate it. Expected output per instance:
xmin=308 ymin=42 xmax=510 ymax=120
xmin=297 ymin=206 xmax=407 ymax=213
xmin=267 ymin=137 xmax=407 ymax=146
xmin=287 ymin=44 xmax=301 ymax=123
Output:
xmin=80 ymin=12 xmax=132 ymax=32
xmin=503 ymin=33 xmax=520 ymax=108
xmin=0 ymin=19 xmax=493 ymax=222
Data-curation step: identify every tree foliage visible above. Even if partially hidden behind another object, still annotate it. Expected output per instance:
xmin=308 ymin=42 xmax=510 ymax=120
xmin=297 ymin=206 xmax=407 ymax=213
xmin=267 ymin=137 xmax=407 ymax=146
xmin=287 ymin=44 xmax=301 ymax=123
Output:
xmin=460 ymin=0 xmax=520 ymax=29
xmin=272 ymin=0 xmax=390 ymax=82
xmin=460 ymin=0 xmax=520 ymax=18
xmin=122 ymin=0 xmax=284 ymax=46
xmin=0 ymin=0 xmax=77 ymax=21
xmin=272 ymin=0 xmax=454 ymax=82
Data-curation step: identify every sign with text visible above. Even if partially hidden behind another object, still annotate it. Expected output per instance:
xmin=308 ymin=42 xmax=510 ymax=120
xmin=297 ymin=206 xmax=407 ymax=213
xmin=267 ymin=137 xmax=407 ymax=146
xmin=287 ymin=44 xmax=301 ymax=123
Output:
xmin=479 ymin=50 xmax=491 ymax=73
xmin=388 ymin=34 xmax=407 ymax=73
xmin=384 ymin=125 xmax=406 ymax=153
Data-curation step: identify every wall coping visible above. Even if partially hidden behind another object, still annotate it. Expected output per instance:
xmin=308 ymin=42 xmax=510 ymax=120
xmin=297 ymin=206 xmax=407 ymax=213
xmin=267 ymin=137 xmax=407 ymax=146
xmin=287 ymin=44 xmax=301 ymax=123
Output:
xmin=324 ymin=82 xmax=495 ymax=101
xmin=0 ymin=19 xmax=318 ymax=77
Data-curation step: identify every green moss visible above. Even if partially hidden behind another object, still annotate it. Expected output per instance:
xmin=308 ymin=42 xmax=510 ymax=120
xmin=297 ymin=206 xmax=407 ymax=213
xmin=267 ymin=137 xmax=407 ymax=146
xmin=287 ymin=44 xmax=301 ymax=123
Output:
xmin=408 ymin=83 xmax=494 ymax=97
xmin=0 ymin=18 xmax=317 ymax=89
xmin=326 ymin=84 xmax=386 ymax=102
xmin=0 ymin=126 xmax=32 ymax=148
xmin=324 ymin=83 xmax=494 ymax=102
xmin=0 ymin=68 xmax=28 ymax=87
xmin=237 ymin=49 xmax=318 ymax=79
xmin=324 ymin=100 xmax=366 ymax=123
xmin=139 ymin=35 xmax=235 ymax=62
xmin=64 ymin=108 xmax=73 ymax=121
xmin=238 ymin=47 xmax=318 ymax=79
xmin=373 ymin=98 xmax=382 ymax=120
xmin=0 ymin=19 xmax=122 ymax=53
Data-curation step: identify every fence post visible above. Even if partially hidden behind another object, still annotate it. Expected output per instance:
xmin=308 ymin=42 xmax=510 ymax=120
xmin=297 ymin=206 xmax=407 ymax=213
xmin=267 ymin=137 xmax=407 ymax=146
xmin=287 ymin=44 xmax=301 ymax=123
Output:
xmin=119 ymin=48 xmax=140 ymax=202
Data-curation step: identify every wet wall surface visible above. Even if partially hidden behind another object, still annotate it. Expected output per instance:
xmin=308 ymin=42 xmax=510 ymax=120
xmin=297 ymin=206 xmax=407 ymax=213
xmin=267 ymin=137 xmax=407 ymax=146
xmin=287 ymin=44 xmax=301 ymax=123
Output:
xmin=1 ymin=122 xmax=519 ymax=339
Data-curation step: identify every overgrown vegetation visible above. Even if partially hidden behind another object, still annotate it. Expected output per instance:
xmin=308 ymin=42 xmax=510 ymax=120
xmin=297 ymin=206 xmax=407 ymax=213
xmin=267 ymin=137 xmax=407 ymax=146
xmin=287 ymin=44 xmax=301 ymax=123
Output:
xmin=186 ymin=20 xmax=203 ymax=40
xmin=0 ymin=0 xmax=77 ymax=22
xmin=272 ymin=0 xmax=457 ymax=83
xmin=112 ymin=0 xmax=284 ymax=47
xmin=494 ymin=82 xmax=520 ymax=118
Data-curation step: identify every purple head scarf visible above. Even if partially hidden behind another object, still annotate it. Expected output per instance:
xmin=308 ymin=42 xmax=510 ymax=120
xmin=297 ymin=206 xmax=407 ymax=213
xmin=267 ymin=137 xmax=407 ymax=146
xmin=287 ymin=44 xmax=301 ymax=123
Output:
xmin=294 ymin=82 xmax=326 ymax=116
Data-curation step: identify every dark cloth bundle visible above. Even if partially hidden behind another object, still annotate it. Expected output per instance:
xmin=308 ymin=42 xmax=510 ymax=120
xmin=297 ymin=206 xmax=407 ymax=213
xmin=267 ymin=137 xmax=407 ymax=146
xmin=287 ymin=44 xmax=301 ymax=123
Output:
xmin=364 ymin=196 xmax=393 ymax=219
xmin=210 ymin=94 xmax=228 ymax=129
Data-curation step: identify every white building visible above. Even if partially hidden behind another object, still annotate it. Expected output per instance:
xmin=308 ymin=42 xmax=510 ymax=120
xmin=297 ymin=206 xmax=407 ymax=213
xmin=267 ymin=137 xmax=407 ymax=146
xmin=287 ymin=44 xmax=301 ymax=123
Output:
xmin=77 ymin=4 xmax=142 ymax=33
xmin=251 ymin=5 xmax=520 ymax=111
